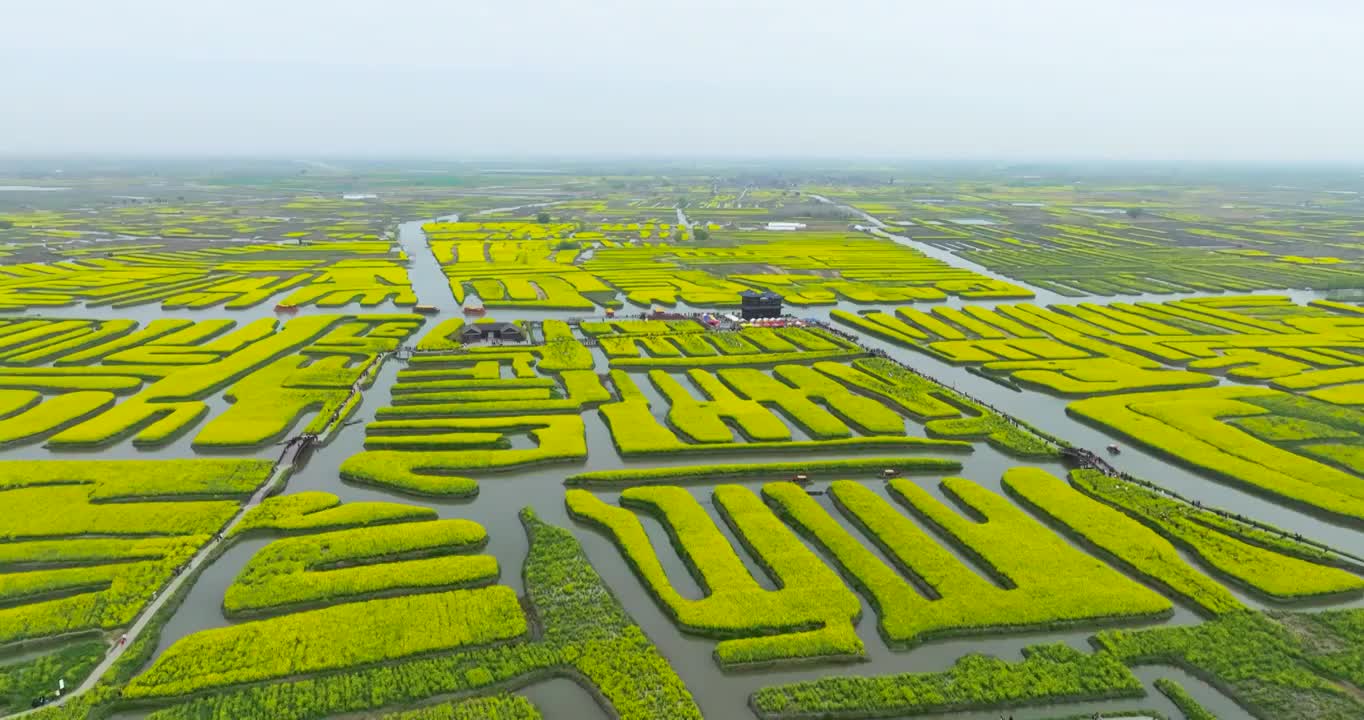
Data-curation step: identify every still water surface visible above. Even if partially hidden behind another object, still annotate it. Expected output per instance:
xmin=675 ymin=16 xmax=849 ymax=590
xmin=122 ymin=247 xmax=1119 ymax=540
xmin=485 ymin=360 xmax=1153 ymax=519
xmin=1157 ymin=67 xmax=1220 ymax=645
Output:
xmin=28 ymin=222 xmax=1364 ymax=720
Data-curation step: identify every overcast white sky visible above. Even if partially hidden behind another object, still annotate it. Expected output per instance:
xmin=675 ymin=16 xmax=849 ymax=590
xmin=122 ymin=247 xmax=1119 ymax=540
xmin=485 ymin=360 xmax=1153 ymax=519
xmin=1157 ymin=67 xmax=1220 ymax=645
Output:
xmin=4 ymin=0 xmax=1363 ymax=162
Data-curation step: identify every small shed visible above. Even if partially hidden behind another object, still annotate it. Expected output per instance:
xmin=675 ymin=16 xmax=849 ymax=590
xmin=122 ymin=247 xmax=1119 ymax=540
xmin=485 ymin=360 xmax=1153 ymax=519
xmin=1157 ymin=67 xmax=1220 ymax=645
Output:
xmin=739 ymin=290 xmax=783 ymax=320
xmin=458 ymin=322 xmax=525 ymax=343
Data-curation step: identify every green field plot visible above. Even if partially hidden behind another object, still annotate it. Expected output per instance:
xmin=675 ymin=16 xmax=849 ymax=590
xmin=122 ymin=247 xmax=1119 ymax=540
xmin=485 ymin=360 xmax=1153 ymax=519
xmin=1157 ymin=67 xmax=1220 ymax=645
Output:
xmin=820 ymin=357 xmax=1058 ymax=456
xmin=341 ymin=414 xmax=586 ymax=496
xmin=1003 ymin=468 xmax=1246 ymax=614
xmin=0 ymin=193 xmax=431 ymax=248
xmin=1017 ymin=467 xmax=1358 ymax=624
xmin=600 ymin=369 xmax=965 ymax=456
xmin=223 ymin=519 xmax=498 ymax=616
xmin=230 ymin=491 xmax=436 ymax=536
xmin=1067 ymin=470 xmax=1362 ymax=598
xmin=1097 ymin=609 xmax=1364 ymax=720
xmin=835 ymin=296 xmax=1364 ymax=398
xmin=537 ymin=319 xmax=596 ymax=370
xmin=765 ymin=478 xmax=1170 ymax=647
xmin=835 ymin=303 xmax=1217 ymax=396
xmin=0 ymin=315 xmax=421 ymax=449
xmin=0 ymin=459 xmax=271 ymax=645
xmin=568 ymin=485 xmax=863 ymax=667
xmin=341 ymin=322 xmax=611 ymax=495
xmin=0 ymin=246 xmax=417 ymax=311
xmin=751 ymin=643 xmax=1143 ymax=719
xmin=0 ymin=640 xmax=105 ymax=715
xmin=17 ymin=176 xmax=1364 ymax=720
xmin=413 ymin=317 xmax=466 ymax=351
xmin=602 ymin=323 xmax=864 ymax=368
xmin=589 ymin=232 xmax=1032 ymax=307
xmin=139 ymin=510 xmax=700 ymax=720
xmin=598 ymin=352 xmax=1052 ymax=459
xmin=1069 ymin=385 xmax=1364 ymax=522
xmin=838 ymin=192 xmax=1364 ymax=297
xmin=426 ymin=221 xmax=612 ymax=309
xmin=191 ymin=354 xmax=365 ymax=447
xmin=380 ymin=695 xmax=542 ymax=720
xmin=1283 ymin=609 xmax=1364 ymax=689
xmin=402 ymin=320 xmax=594 ymax=380
xmin=127 ymin=586 xmax=528 ymax=698
xmin=427 ymin=219 xmax=1031 ymax=310
xmin=346 ymin=319 xmax=1029 ymax=495
xmin=1154 ymin=679 xmax=1217 ymax=720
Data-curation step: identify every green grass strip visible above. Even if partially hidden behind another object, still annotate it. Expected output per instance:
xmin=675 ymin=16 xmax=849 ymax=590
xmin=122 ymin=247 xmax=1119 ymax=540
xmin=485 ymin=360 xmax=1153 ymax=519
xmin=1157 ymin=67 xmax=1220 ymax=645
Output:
xmin=379 ymin=695 xmax=541 ymax=720
xmin=565 ymin=457 xmax=960 ymax=486
xmin=1154 ymin=678 xmax=1219 ymax=720
xmin=751 ymin=643 xmax=1143 ymax=718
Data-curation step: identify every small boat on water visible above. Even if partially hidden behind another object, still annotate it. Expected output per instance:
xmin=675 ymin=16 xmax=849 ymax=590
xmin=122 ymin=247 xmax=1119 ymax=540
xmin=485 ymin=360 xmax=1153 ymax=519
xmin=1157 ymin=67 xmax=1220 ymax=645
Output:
xmin=413 ymin=304 xmax=439 ymax=315
xmin=1107 ymin=444 xmax=1121 ymax=455
xmin=274 ymin=303 xmax=299 ymax=315
xmin=463 ymin=305 xmax=487 ymax=317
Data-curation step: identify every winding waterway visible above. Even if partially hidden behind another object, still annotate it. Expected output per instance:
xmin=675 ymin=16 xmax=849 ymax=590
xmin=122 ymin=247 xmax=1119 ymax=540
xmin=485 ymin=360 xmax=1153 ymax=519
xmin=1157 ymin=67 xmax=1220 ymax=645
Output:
xmin=12 ymin=217 xmax=1364 ymax=720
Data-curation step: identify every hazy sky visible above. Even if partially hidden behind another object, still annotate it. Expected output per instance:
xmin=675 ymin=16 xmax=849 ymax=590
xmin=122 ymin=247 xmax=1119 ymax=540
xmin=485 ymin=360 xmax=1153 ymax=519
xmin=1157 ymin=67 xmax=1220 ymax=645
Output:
xmin=5 ymin=0 xmax=1363 ymax=162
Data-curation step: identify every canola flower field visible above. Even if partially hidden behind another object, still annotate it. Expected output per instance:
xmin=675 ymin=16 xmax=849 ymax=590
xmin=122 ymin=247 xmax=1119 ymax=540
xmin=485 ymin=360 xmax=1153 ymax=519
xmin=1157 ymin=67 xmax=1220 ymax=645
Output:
xmin=2 ymin=170 xmax=1363 ymax=720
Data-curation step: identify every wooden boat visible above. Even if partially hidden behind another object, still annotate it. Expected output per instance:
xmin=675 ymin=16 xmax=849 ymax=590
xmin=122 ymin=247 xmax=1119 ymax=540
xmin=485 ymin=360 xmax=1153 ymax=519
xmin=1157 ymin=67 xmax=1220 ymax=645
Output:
xmin=413 ymin=304 xmax=439 ymax=315
xmin=463 ymin=305 xmax=487 ymax=317
xmin=274 ymin=303 xmax=299 ymax=315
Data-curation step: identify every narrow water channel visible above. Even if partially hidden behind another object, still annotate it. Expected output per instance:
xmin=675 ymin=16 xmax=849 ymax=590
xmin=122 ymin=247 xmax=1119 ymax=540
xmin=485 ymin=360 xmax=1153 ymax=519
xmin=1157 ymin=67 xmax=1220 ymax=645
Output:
xmin=44 ymin=209 xmax=1364 ymax=720
xmin=135 ymin=328 xmax=1286 ymax=719
xmin=396 ymin=215 xmax=458 ymax=308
